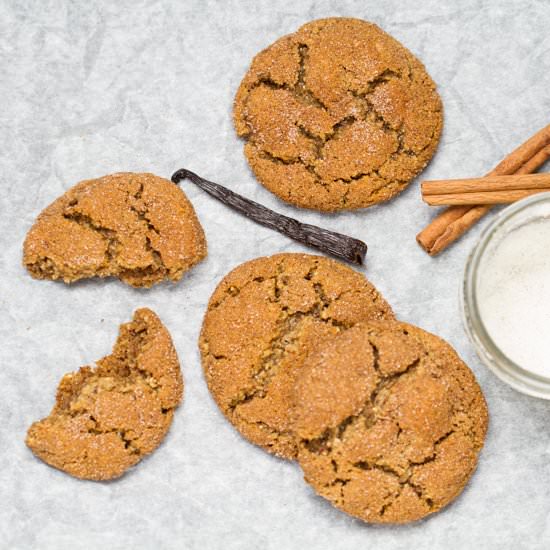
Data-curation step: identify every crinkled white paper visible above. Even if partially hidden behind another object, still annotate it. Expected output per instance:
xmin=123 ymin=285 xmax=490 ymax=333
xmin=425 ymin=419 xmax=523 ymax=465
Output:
xmin=1 ymin=1 xmax=550 ymax=548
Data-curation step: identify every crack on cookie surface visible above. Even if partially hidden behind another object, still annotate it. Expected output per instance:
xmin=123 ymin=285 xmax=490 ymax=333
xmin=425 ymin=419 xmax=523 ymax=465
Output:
xmin=295 ymin=43 xmax=328 ymax=109
xmin=62 ymin=209 xmax=120 ymax=268
xmin=227 ymin=275 xmax=349 ymax=412
xmin=228 ymin=272 xmax=379 ymax=415
xmin=62 ymin=182 xmax=168 ymax=284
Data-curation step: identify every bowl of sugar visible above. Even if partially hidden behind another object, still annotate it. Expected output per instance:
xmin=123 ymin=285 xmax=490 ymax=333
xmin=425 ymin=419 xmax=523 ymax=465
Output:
xmin=463 ymin=192 xmax=550 ymax=398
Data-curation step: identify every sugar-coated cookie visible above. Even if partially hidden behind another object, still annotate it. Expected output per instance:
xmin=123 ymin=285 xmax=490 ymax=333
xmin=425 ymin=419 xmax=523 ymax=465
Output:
xmin=292 ymin=321 xmax=488 ymax=523
xmin=24 ymin=172 xmax=206 ymax=287
xmin=26 ymin=308 xmax=183 ymax=480
xmin=234 ymin=18 xmax=443 ymax=211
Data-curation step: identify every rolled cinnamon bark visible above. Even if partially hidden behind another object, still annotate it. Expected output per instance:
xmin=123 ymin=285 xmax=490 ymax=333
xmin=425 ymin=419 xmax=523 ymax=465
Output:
xmin=417 ymin=123 xmax=550 ymax=255
xmin=422 ymin=174 xmax=550 ymax=205
xmin=522 ymin=144 xmax=550 ymax=173
xmin=423 ymin=189 xmax=537 ymax=206
xmin=422 ymin=173 xmax=550 ymax=196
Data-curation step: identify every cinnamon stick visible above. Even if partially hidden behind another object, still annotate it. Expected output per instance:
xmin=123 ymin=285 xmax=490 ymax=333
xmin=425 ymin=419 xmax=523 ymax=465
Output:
xmin=522 ymin=144 xmax=550 ymax=173
xmin=423 ymin=189 xmax=537 ymax=206
xmin=421 ymin=173 xmax=550 ymax=205
xmin=422 ymin=173 xmax=550 ymax=195
xmin=417 ymin=124 xmax=550 ymax=255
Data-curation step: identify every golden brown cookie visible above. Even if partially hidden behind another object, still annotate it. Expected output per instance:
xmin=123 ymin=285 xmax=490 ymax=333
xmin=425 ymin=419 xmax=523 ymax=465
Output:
xmin=23 ymin=172 xmax=207 ymax=288
xmin=234 ymin=17 xmax=443 ymax=211
xmin=199 ymin=253 xmax=394 ymax=459
xmin=292 ymin=321 xmax=488 ymax=524
xmin=26 ymin=308 xmax=183 ymax=481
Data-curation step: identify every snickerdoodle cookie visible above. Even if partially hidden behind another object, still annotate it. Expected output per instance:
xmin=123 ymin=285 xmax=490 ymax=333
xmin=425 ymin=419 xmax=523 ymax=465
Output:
xmin=199 ymin=253 xmax=394 ymax=459
xmin=292 ymin=321 xmax=488 ymax=524
xmin=26 ymin=308 xmax=183 ymax=480
xmin=23 ymin=172 xmax=206 ymax=288
xmin=234 ymin=17 xmax=443 ymax=211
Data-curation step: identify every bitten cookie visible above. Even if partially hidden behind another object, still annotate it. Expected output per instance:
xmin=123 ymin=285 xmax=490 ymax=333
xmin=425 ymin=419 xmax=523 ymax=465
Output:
xmin=234 ymin=17 xmax=443 ymax=211
xmin=23 ymin=172 xmax=207 ymax=288
xmin=292 ymin=322 xmax=488 ymax=524
xmin=26 ymin=308 xmax=183 ymax=480
xmin=200 ymin=253 xmax=394 ymax=459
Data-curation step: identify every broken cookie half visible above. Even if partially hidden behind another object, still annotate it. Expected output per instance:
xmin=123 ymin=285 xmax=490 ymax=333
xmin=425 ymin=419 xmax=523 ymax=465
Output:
xmin=26 ymin=308 xmax=183 ymax=481
xmin=23 ymin=172 xmax=207 ymax=288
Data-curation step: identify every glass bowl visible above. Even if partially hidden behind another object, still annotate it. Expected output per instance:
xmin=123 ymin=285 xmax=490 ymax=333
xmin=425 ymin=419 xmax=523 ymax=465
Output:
xmin=462 ymin=192 xmax=550 ymax=399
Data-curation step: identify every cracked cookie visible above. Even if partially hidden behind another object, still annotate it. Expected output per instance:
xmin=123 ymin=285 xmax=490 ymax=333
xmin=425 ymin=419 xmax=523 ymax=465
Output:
xmin=234 ymin=17 xmax=443 ymax=211
xmin=200 ymin=253 xmax=394 ymax=459
xmin=26 ymin=308 xmax=183 ymax=480
xmin=292 ymin=321 xmax=488 ymax=524
xmin=23 ymin=172 xmax=207 ymax=288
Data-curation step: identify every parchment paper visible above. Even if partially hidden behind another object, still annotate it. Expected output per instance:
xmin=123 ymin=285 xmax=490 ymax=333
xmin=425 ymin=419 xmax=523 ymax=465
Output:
xmin=1 ymin=1 xmax=549 ymax=548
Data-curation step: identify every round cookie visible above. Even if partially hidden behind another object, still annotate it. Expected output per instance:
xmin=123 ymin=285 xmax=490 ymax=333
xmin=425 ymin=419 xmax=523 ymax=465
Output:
xmin=199 ymin=253 xmax=394 ymax=459
xmin=292 ymin=321 xmax=488 ymax=524
xmin=26 ymin=308 xmax=183 ymax=480
xmin=23 ymin=172 xmax=207 ymax=288
xmin=234 ymin=17 xmax=443 ymax=211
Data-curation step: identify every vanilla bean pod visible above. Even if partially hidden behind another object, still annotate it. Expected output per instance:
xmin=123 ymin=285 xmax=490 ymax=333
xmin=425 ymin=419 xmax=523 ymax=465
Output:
xmin=171 ymin=168 xmax=367 ymax=265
